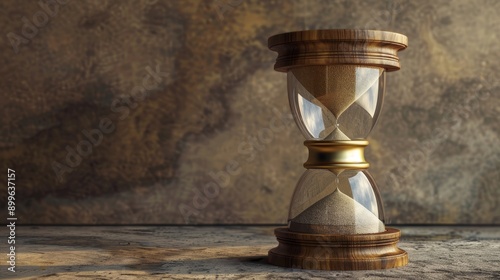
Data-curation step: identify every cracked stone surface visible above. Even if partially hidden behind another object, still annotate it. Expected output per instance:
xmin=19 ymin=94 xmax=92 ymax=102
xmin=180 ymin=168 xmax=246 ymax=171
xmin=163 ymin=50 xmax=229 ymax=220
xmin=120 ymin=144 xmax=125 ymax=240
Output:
xmin=0 ymin=226 xmax=499 ymax=279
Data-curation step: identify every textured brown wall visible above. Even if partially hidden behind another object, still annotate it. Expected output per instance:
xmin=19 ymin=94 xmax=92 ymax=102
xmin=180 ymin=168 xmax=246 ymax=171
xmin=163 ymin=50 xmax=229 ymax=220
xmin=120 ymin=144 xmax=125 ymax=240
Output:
xmin=0 ymin=0 xmax=499 ymax=224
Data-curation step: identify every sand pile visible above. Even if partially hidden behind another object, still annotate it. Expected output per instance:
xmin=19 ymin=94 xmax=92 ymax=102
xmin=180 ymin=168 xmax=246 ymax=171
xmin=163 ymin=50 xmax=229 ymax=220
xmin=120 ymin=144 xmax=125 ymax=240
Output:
xmin=290 ymin=189 xmax=385 ymax=235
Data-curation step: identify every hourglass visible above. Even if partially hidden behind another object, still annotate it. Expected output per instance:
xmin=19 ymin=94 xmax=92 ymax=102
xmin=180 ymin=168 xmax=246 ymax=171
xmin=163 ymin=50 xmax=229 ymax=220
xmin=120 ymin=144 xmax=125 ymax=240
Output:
xmin=267 ymin=30 xmax=408 ymax=270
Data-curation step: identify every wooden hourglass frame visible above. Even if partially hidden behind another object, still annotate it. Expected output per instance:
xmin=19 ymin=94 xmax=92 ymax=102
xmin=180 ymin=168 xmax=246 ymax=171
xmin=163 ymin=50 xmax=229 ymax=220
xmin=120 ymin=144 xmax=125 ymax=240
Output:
xmin=267 ymin=30 xmax=408 ymax=270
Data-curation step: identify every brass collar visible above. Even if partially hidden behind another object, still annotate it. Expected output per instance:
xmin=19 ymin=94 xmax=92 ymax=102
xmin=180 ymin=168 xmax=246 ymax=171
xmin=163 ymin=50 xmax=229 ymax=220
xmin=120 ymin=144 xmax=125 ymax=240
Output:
xmin=304 ymin=140 xmax=369 ymax=170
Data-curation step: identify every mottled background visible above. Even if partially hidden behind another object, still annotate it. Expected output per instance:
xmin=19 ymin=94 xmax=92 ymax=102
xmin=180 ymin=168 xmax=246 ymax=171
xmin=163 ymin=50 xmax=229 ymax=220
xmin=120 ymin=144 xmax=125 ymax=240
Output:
xmin=0 ymin=0 xmax=498 ymax=224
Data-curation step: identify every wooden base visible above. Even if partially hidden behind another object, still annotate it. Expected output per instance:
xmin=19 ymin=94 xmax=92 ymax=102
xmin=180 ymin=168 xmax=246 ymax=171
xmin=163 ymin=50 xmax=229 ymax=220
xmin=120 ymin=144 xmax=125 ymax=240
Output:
xmin=268 ymin=227 xmax=408 ymax=270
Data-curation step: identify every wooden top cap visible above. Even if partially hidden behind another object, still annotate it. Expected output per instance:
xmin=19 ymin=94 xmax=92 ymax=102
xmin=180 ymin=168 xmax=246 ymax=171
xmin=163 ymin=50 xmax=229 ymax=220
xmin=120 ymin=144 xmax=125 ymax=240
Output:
xmin=268 ymin=29 xmax=408 ymax=72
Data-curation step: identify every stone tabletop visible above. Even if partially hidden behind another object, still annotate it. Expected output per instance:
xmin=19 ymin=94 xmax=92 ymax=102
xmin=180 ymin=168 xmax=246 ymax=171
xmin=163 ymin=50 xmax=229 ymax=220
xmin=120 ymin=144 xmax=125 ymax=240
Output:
xmin=1 ymin=226 xmax=499 ymax=279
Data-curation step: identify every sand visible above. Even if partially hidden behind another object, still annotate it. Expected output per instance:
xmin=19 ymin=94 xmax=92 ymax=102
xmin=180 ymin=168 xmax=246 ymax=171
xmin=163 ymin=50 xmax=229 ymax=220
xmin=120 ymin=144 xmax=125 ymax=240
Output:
xmin=291 ymin=188 xmax=385 ymax=235
xmin=291 ymin=65 xmax=383 ymax=140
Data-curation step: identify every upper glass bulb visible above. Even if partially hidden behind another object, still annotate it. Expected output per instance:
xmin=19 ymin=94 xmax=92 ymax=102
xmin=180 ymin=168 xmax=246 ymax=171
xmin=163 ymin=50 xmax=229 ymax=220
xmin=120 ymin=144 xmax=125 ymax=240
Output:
xmin=288 ymin=65 xmax=386 ymax=140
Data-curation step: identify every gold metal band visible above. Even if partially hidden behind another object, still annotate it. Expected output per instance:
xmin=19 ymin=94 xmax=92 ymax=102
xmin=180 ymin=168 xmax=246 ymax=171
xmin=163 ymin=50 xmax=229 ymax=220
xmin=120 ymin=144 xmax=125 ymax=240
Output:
xmin=304 ymin=140 xmax=369 ymax=169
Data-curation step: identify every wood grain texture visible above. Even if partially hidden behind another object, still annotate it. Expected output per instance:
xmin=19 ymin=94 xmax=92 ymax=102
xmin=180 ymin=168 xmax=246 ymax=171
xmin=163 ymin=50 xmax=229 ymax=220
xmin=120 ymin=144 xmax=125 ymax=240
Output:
xmin=268 ymin=29 xmax=407 ymax=72
xmin=268 ymin=227 xmax=408 ymax=270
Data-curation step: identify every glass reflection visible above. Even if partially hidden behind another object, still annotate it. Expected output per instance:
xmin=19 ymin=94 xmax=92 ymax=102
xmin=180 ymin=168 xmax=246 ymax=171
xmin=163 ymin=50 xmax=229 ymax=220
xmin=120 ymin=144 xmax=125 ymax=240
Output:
xmin=297 ymin=93 xmax=325 ymax=138
xmin=288 ymin=169 xmax=385 ymax=234
xmin=288 ymin=65 xmax=385 ymax=140
xmin=348 ymin=171 xmax=379 ymax=217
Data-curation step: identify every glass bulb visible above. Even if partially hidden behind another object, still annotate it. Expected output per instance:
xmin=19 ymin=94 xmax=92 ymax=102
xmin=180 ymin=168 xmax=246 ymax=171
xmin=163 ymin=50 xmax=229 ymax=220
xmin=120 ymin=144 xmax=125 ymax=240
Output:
xmin=288 ymin=65 xmax=386 ymax=140
xmin=288 ymin=169 xmax=385 ymax=235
